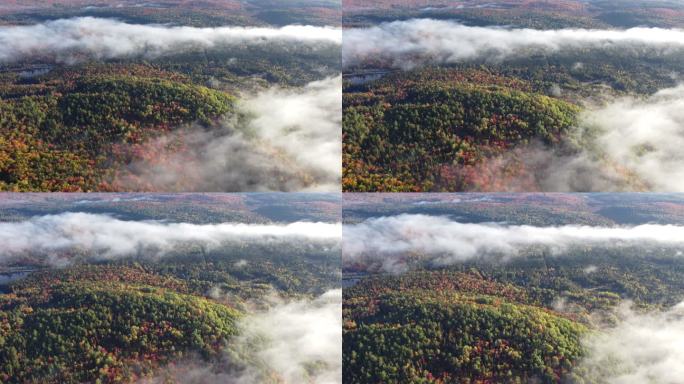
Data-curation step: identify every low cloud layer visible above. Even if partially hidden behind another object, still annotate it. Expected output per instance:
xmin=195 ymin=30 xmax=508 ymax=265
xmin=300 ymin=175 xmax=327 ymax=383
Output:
xmin=482 ymin=84 xmax=684 ymax=192
xmin=235 ymin=289 xmax=342 ymax=384
xmin=579 ymin=301 xmax=684 ymax=384
xmin=140 ymin=289 xmax=342 ymax=384
xmin=343 ymin=214 xmax=684 ymax=272
xmin=0 ymin=17 xmax=341 ymax=64
xmin=117 ymin=76 xmax=342 ymax=192
xmin=0 ymin=212 xmax=341 ymax=265
xmin=577 ymin=84 xmax=684 ymax=191
xmin=343 ymin=19 xmax=684 ymax=192
xmin=240 ymin=76 xmax=342 ymax=190
xmin=343 ymin=19 xmax=684 ymax=69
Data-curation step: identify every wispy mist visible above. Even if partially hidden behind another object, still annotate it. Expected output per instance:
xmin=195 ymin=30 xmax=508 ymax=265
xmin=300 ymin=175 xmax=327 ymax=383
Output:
xmin=481 ymin=84 xmax=684 ymax=192
xmin=240 ymin=76 xmax=342 ymax=191
xmin=0 ymin=212 xmax=341 ymax=265
xmin=0 ymin=17 xmax=341 ymax=64
xmin=579 ymin=301 xmax=684 ymax=383
xmin=139 ymin=289 xmax=342 ymax=384
xmin=578 ymin=84 xmax=684 ymax=191
xmin=344 ymin=214 xmax=684 ymax=272
xmin=115 ymin=76 xmax=342 ymax=192
xmin=343 ymin=19 xmax=684 ymax=69
xmin=235 ymin=289 xmax=342 ymax=384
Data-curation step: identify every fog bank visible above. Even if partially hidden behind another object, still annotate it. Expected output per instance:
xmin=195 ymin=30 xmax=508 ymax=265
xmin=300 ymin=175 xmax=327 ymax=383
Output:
xmin=579 ymin=301 xmax=684 ymax=384
xmin=343 ymin=19 xmax=684 ymax=69
xmin=0 ymin=212 xmax=341 ymax=264
xmin=139 ymin=289 xmax=342 ymax=384
xmin=0 ymin=17 xmax=341 ymax=64
xmin=116 ymin=76 xmax=342 ymax=192
xmin=344 ymin=214 xmax=684 ymax=272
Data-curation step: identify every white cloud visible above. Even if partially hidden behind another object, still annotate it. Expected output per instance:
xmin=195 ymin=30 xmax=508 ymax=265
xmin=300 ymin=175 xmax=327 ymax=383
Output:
xmin=582 ymin=84 xmax=684 ymax=191
xmin=343 ymin=214 xmax=684 ymax=272
xmin=343 ymin=19 xmax=684 ymax=69
xmin=237 ymin=289 xmax=342 ymax=384
xmin=503 ymin=84 xmax=684 ymax=192
xmin=0 ymin=212 xmax=341 ymax=264
xmin=117 ymin=76 xmax=342 ymax=192
xmin=237 ymin=75 xmax=342 ymax=191
xmin=139 ymin=290 xmax=342 ymax=384
xmin=579 ymin=301 xmax=684 ymax=384
xmin=0 ymin=17 xmax=341 ymax=64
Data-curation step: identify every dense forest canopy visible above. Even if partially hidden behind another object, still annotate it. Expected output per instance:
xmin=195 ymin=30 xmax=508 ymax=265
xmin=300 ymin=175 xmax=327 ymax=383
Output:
xmin=0 ymin=0 xmax=341 ymax=27
xmin=343 ymin=0 xmax=684 ymax=29
xmin=343 ymin=1 xmax=684 ymax=192
xmin=0 ymin=3 xmax=342 ymax=192
xmin=0 ymin=193 xmax=342 ymax=384
xmin=343 ymin=193 xmax=684 ymax=383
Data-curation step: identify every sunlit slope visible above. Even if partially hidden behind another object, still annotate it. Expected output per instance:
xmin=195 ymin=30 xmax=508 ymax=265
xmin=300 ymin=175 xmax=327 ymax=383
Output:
xmin=343 ymin=273 xmax=587 ymax=383
xmin=344 ymin=76 xmax=578 ymax=191
xmin=0 ymin=276 xmax=240 ymax=383
xmin=0 ymin=68 xmax=233 ymax=191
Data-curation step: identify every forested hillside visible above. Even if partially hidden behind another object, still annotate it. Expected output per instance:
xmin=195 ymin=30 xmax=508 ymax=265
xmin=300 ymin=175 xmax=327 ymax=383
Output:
xmin=1 ymin=68 xmax=233 ymax=191
xmin=0 ymin=2 xmax=341 ymax=191
xmin=0 ymin=277 xmax=240 ymax=383
xmin=343 ymin=193 xmax=684 ymax=383
xmin=343 ymin=0 xmax=684 ymax=191
xmin=344 ymin=70 xmax=579 ymax=191
xmin=344 ymin=273 xmax=587 ymax=383
xmin=0 ymin=194 xmax=342 ymax=383
xmin=0 ymin=0 xmax=341 ymax=27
